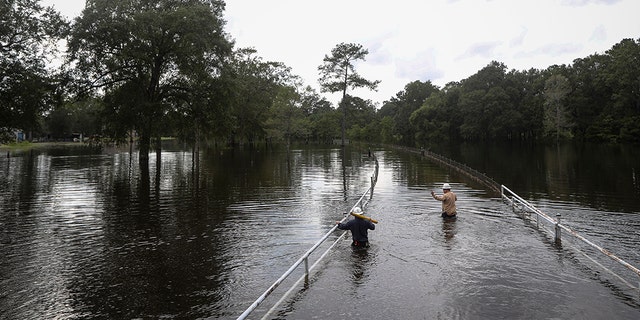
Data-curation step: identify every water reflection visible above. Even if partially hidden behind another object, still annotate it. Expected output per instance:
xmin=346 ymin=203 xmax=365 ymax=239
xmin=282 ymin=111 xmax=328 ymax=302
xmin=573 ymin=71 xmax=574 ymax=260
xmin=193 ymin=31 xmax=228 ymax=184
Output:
xmin=442 ymin=218 xmax=457 ymax=249
xmin=443 ymin=142 xmax=640 ymax=213
xmin=1 ymin=143 xmax=639 ymax=319
xmin=349 ymin=247 xmax=371 ymax=285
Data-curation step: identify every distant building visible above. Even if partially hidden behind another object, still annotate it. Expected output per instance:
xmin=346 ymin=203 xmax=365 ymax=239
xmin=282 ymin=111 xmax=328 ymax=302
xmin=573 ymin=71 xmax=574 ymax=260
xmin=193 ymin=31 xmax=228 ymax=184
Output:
xmin=14 ymin=130 xmax=25 ymax=142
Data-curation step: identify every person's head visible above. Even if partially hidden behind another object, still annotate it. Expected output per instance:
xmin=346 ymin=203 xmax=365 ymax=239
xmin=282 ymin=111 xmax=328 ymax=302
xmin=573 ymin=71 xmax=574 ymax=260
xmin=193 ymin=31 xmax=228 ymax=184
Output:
xmin=442 ymin=183 xmax=451 ymax=192
xmin=352 ymin=207 xmax=363 ymax=214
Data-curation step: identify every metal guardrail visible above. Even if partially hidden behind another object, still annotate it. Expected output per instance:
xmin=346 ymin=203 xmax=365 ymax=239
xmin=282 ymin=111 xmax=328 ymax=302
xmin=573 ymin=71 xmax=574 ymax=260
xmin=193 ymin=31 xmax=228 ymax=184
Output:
xmin=388 ymin=144 xmax=639 ymax=295
xmin=501 ymin=184 xmax=640 ymax=293
xmin=237 ymin=155 xmax=379 ymax=320
xmin=386 ymin=144 xmax=501 ymax=194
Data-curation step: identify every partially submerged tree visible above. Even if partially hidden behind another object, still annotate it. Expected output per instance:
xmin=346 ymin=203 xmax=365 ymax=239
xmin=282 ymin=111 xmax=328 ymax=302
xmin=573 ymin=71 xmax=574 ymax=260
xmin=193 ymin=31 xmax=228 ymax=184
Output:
xmin=67 ymin=0 xmax=232 ymax=164
xmin=318 ymin=42 xmax=379 ymax=146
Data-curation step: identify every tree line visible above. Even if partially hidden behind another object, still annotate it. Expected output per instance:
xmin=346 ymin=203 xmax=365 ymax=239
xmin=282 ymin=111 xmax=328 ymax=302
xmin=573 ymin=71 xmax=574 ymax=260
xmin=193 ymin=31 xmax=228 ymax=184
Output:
xmin=396 ymin=39 xmax=640 ymax=147
xmin=2 ymin=0 xmax=639 ymax=166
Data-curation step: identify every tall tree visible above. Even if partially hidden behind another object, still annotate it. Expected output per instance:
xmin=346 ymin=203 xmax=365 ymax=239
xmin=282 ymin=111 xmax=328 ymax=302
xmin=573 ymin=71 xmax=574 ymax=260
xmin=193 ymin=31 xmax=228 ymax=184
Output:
xmin=0 ymin=0 xmax=67 ymax=140
xmin=566 ymin=55 xmax=609 ymax=141
xmin=387 ymin=80 xmax=439 ymax=146
xmin=265 ymin=84 xmax=310 ymax=151
xmin=317 ymin=42 xmax=379 ymax=146
xmin=602 ymin=38 xmax=640 ymax=142
xmin=67 ymin=0 xmax=232 ymax=164
xmin=544 ymin=74 xmax=572 ymax=142
xmin=224 ymin=48 xmax=292 ymax=145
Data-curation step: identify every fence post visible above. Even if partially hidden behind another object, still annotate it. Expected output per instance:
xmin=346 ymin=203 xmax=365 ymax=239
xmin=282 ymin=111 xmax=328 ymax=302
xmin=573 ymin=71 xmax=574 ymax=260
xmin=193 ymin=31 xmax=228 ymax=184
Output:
xmin=555 ymin=214 xmax=561 ymax=243
xmin=304 ymin=257 xmax=309 ymax=284
xmin=370 ymin=176 xmax=374 ymax=200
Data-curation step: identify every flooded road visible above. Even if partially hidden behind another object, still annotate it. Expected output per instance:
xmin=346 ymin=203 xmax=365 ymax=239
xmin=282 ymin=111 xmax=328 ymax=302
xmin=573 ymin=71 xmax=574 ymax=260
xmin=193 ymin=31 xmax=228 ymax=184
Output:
xmin=1 ymin=143 xmax=638 ymax=319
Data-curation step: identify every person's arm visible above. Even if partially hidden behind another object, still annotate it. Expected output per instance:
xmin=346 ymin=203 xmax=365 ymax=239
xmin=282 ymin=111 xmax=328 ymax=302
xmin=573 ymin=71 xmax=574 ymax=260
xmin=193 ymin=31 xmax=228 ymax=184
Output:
xmin=336 ymin=220 xmax=350 ymax=230
xmin=431 ymin=191 xmax=443 ymax=201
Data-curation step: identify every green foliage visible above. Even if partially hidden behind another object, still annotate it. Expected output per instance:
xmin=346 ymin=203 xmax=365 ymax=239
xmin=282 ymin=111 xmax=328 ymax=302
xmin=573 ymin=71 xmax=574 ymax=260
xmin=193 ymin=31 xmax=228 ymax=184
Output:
xmin=543 ymin=74 xmax=572 ymax=141
xmin=318 ymin=42 xmax=380 ymax=145
xmin=44 ymin=98 xmax=103 ymax=140
xmin=68 ymin=0 xmax=232 ymax=157
xmin=392 ymin=42 xmax=640 ymax=146
xmin=378 ymin=116 xmax=397 ymax=144
xmin=223 ymin=48 xmax=295 ymax=144
xmin=6 ymin=0 xmax=638 ymax=152
xmin=386 ymin=80 xmax=439 ymax=146
xmin=317 ymin=43 xmax=380 ymax=95
xmin=264 ymin=85 xmax=310 ymax=144
xmin=0 ymin=0 xmax=67 ymax=134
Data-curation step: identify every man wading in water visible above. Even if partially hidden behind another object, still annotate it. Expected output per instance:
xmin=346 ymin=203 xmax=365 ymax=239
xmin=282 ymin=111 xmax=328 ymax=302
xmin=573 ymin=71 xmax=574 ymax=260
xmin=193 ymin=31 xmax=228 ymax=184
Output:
xmin=336 ymin=207 xmax=376 ymax=248
xmin=431 ymin=183 xmax=457 ymax=219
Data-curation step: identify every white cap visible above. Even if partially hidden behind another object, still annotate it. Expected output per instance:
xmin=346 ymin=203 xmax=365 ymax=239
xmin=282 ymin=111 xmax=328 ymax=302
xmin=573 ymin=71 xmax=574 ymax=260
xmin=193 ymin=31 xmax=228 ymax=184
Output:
xmin=352 ymin=207 xmax=362 ymax=214
xmin=442 ymin=183 xmax=451 ymax=190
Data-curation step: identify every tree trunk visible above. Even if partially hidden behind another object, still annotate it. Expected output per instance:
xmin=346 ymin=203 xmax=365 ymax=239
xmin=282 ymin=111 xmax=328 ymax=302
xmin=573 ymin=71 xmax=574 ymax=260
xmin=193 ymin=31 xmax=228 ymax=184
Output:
xmin=139 ymin=130 xmax=150 ymax=167
xmin=155 ymin=135 xmax=161 ymax=174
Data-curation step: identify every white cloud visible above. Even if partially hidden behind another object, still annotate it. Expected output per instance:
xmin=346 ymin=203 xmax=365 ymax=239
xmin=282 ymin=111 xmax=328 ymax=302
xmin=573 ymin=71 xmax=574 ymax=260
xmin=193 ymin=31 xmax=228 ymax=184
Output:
xmin=590 ymin=25 xmax=608 ymax=43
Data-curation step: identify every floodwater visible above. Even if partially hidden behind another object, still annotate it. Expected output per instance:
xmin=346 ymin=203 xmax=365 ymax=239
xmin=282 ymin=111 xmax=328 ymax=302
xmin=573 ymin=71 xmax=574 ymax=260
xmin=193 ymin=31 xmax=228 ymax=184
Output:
xmin=0 ymin=142 xmax=638 ymax=319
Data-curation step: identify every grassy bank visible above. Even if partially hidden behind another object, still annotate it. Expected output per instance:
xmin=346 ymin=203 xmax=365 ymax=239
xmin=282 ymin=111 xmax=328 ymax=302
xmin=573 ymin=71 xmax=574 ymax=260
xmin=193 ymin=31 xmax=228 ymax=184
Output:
xmin=0 ymin=141 xmax=83 ymax=152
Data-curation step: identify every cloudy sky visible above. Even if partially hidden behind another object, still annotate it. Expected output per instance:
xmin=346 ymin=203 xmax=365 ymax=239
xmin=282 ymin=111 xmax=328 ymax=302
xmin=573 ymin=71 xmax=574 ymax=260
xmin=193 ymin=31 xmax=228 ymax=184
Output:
xmin=44 ymin=0 xmax=640 ymax=106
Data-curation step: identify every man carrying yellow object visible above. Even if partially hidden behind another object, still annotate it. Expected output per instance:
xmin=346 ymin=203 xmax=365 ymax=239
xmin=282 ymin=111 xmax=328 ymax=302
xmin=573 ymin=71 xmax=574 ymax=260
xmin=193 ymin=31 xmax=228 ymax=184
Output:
xmin=336 ymin=207 xmax=376 ymax=248
xmin=431 ymin=183 xmax=457 ymax=219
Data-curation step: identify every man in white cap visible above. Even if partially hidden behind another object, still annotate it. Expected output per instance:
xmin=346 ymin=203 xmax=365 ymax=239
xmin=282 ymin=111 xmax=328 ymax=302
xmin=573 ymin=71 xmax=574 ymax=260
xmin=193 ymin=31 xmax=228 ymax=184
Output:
xmin=431 ymin=183 xmax=457 ymax=219
xmin=336 ymin=207 xmax=376 ymax=248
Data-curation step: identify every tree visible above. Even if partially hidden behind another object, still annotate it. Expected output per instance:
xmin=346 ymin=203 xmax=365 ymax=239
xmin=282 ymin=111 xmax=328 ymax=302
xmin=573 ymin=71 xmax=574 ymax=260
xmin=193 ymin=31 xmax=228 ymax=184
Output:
xmin=0 ymin=0 xmax=67 ymax=139
xmin=45 ymin=98 xmax=103 ymax=140
xmin=67 ymin=0 xmax=232 ymax=164
xmin=566 ymin=55 xmax=609 ymax=141
xmin=602 ymin=38 xmax=640 ymax=142
xmin=544 ymin=74 xmax=572 ymax=142
xmin=342 ymin=95 xmax=377 ymax=141
xmin=387 ymin=80 xmax=439 ymax=146
xmin=224 ymin=48 xmax=292 ymax=145
xmin=506 ymin=68 xmax=545 ymax=140
xmin=265 ymin=84 xmax=310 ymax=151
xmin=318 ymin=42 xmax=380 ymax=146
xmin=298 ymin=85 xmax=336 ymax=143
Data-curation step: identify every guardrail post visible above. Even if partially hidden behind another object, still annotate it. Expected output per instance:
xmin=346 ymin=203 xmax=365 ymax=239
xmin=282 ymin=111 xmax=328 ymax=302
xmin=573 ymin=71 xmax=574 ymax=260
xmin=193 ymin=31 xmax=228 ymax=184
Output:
xmin=555 ymin=214 xmax=561 ymax=243
xmin=304 ymin=257 xmax=309 ymax=284
xmin=370 ymin=176 xmax=374 ymax=200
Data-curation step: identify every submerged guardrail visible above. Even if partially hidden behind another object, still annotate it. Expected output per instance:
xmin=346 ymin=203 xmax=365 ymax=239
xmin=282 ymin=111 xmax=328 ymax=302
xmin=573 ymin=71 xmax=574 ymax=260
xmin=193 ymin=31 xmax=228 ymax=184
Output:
xmin=238 ymin=145 xmax=638 ymax=319
xmin=394 ymin=144 xmax=639 ymax=294
xmin=387 ymin=144 xmax=501 ymax=194
xmin=501 ymin=185 xmax=640 ymax=294
xmin=237 ymin=155 xmax=379 ymax=320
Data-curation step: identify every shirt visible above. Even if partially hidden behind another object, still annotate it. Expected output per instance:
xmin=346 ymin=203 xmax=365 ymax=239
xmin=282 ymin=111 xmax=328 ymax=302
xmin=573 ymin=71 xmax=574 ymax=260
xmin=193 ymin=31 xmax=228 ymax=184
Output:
xmin=337 ymin=217 xmax=376 ymax=243
xmin=432 ymin=191 xmax=457 ymax=215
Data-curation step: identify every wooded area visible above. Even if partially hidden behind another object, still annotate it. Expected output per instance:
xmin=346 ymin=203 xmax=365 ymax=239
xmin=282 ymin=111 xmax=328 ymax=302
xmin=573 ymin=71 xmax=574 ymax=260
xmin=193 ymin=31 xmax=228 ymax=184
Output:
xmin=2 ymin=0 xmax=639 ymax=164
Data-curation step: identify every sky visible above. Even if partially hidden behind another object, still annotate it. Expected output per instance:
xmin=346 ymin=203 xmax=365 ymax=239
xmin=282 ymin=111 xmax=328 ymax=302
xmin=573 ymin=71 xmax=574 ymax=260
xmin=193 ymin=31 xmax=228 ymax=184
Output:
xmin=43 ymin=0 xmax=640 ymax=106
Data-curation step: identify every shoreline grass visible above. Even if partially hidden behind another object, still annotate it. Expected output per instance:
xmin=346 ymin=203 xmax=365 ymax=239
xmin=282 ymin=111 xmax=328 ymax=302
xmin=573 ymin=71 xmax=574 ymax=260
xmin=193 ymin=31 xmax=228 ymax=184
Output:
xmin=0 ymin=141 xmax=87 ymax=152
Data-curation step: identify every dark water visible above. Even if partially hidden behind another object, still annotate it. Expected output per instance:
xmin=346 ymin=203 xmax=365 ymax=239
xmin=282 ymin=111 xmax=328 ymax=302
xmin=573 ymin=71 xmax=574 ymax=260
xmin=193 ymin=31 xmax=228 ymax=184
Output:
xmin=0 ymin=142 xmax=638 ymax=319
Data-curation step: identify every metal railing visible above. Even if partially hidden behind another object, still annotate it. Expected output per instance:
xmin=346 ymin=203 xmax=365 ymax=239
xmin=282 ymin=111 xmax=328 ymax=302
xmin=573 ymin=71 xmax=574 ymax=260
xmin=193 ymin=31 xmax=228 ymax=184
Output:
xmin=501 ymin=184 xmax=640 ymax=293
xmin=387 ymin=144 xmax=501 ymax=194
xmin=237 ymin=156 xmax=379 ymax=320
